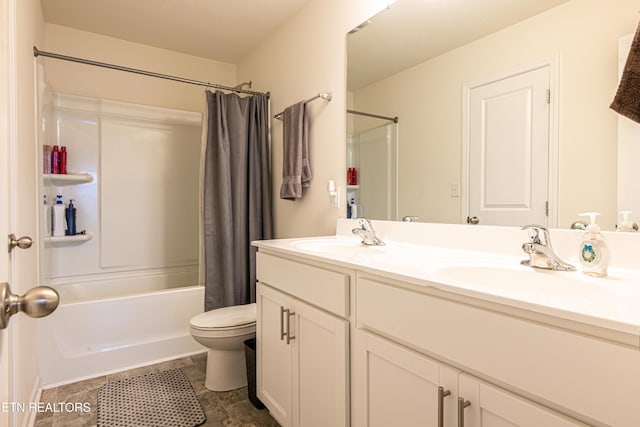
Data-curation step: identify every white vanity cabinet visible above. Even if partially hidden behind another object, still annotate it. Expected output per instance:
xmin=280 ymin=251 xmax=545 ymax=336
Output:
xmin=354 ymin=274 xmax=598 ymax=427
xmin=353 ymin=329 xmax=582 ymax=427
xmin=255 ymin=228 xmax=640 ymax=427
xmin=352 ymin=330 xmax=460 ymax=427
xmin=256 ymin=252 xmax=351 ymax=427
xmin=458 ymin=374 xmax=585 ymax=427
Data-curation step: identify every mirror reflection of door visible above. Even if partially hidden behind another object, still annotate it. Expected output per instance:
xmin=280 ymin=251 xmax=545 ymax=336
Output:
xmin=465 ymin=63 xmax=552 ymax=227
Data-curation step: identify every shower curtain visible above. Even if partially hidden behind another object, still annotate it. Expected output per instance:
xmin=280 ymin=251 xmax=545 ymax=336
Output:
xmin=202 ymin=90 xmax=272 ymax=311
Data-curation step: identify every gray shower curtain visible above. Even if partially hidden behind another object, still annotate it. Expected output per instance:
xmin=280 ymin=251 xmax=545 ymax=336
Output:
xmin=203 ymin=90 xmax=272 ymax=311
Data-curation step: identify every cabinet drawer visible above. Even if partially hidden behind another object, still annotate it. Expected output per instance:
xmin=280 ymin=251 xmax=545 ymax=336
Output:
xmin=356 ymin=275 xmax=640 ymax=426
xmin=257 ymin=252 xmax=350 ymax=317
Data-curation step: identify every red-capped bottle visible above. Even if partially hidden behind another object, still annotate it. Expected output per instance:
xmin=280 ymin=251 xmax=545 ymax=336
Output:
xmin=352 ymin=167 xmax=357 ymax=185
xmin=347 ymin=168 xmax=353 ymax=185
xmin=52 ymin=146 xmax=60 ymax=174
xmin=59 ymin=146 xmax=67 ymax=174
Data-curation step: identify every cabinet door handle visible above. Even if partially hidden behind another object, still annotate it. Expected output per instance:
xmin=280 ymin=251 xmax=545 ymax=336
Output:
xmin=437 ymin=386 xmax=451 ymax=427
xmin=285 ymin=310 xmax=295 ymax=344
xmin=280 ymin=306 xmax=287 ymax=341
xmin=457 ymin=397 xmax=471 ymax=427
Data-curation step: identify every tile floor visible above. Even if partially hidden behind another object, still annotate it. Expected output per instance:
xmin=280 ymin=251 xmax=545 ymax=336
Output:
xmin=34 ymin=353 xmax=280 ymax=427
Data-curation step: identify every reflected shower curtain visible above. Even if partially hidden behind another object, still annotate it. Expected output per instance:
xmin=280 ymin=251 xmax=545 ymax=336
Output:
xmin=203 ymin=90 xmax=272 ymax=311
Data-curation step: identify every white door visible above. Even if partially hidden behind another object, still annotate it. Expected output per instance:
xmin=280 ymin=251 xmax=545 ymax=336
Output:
xmin=1 ymin=1 xmax=42 ymax=425
xmin=458 ymin=373 xmax=586 ymax=426
xmin=466 ymin=65 xmax=551 ymax=226
xmin=1 ymin=1 xmax=12 ymax=423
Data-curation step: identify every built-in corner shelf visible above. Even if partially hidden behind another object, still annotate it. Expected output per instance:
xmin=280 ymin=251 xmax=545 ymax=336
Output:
xmin=347 ymin=185 xmax=360 ymax=190
xmin=43 ymin=173 xmax=93 ymax=186
xmin=44 ymin=233 xmax=93 ymax=244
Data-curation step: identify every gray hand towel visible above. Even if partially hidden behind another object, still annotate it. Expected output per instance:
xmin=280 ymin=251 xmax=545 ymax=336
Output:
xmin=280 ymin=101 xmax=311 ymax=200
xmin=611 ymin=22 xmax=640 ymax=123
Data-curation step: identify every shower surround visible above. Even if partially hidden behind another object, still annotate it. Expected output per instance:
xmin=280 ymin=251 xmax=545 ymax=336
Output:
xmin=37 ymin=92 xmax=204 ymax=386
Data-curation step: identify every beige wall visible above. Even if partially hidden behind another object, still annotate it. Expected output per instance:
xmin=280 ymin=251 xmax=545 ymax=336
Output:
xmin=353 ymin=0 xmax=638 ymax=230
xmin=238 ymin=0 xmax=392 ymax=238
xmin=43 ymin=24 xmax=237 ymax=112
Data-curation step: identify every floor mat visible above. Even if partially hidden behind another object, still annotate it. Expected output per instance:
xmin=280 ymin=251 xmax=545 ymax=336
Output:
xmin=97 ymin=368 xmax=206 ymax=427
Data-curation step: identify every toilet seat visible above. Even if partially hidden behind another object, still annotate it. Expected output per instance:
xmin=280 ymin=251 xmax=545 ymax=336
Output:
xmin=190 ymin=303 xmax=256 ymax=331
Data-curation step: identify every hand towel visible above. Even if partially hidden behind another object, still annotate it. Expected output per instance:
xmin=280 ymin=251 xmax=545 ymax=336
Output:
xmin=611 ymin=22 xmax=640 ymax=123
xmin=280 ymin=101 xmax=311 ymax=200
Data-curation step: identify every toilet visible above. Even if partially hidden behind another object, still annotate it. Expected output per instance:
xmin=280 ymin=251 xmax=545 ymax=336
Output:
xmin=189 ymin=303 xmax=257 ymax=391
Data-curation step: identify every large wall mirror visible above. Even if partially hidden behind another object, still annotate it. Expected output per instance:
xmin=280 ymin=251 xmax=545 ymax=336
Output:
xmin=346 ymin=0 xmax=639 ymax=230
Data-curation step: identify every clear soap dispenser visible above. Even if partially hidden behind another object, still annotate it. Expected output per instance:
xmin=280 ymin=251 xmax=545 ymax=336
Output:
xmin=578 ymin=212 xmax=610 ymax=277
xmin=617 ymin=211 xmax=638 ymax=232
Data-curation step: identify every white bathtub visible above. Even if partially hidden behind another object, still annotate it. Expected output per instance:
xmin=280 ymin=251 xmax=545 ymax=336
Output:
xmin=38 ymin=281 xmax=206 ymax=387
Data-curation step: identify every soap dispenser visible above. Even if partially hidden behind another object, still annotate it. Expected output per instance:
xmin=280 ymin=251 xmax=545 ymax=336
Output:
xmin=617 ymin=211 xmax=638 ymax=232
xmin=578 ymin=212 xmax=610 ymax=277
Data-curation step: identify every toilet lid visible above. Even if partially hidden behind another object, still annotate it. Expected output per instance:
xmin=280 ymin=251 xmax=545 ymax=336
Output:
xmin=190 ymin=303 xmax=256 ymax=330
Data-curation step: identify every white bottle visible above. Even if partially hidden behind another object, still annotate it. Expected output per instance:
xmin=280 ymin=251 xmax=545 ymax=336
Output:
xmin=350 ymin=198 xmax=358 ymax=219
xmin=43 ymin=195 xmax=51 ymax=237
xmin=52 ymin=195 xmax=66 ymax=237
xmin=578 ymin=212 xmax=610 ymax=277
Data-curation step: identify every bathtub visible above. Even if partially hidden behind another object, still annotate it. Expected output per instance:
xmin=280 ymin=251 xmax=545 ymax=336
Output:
xmin=37 ymin=280 xmax=206 ymax=387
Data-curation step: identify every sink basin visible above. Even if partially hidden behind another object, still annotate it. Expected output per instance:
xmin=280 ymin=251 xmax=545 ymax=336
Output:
xmin=434 ymin=265 xmax=611 ymax=309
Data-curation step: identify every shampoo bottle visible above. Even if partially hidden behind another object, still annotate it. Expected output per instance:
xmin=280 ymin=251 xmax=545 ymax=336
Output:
xmin=52 ymin=195 xmax=66 ymax=237
xmin=52 ymin=146 xmax=60 ymax=174
xmin=59 ymin=146 xmax=67 ymax=174
xmin=578 ymin=212 xmax=610 ymax=277
xmin=65 ymin=199 xmax=77 ymax=236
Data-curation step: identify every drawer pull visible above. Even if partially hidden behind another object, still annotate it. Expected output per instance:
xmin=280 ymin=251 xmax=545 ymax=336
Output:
xmin=437 ymin=386 xmax=451 ymax=427
xmin=457 ymin=397 xmax=471 ymax=427
xmin=280 ymin=306 xmax=286 ymax=341
xmin=286 ymin=310 xmax=296 ymax=344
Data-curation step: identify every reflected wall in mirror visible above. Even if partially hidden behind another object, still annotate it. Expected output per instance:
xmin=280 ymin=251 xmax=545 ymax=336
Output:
xmin=346 ymin=0 xmax=639 ymax=230
xmin=346 ymin=113 xmax=398 ymax=221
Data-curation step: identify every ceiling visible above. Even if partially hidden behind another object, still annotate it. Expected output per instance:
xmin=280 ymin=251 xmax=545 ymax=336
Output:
xmin=40 ymin=0 xmax=310 ymax=64
xmin=347 ymin=0 xmax=572 ymax=90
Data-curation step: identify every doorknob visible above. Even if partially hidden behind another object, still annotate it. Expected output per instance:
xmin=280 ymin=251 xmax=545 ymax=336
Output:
xmin=8 ymin=234 xmax=33 ymax=253
xmin=467 ymin=216 xmax=479 ymax=225
xmin=0 ymin=282 xmax=59 ymax=329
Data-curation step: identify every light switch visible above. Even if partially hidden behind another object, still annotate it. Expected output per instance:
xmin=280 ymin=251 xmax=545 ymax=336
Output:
xmin=451 ymin=183 xmax=460 ymax=197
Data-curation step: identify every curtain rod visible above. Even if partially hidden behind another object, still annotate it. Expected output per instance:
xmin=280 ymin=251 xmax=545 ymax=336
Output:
xmin=274 ymin=92 xmax=332 ymax=120
xmin=33 ymin=46 xmax=270 ymax=98
xmin=347 ymin=109 xmax=398 ymax=123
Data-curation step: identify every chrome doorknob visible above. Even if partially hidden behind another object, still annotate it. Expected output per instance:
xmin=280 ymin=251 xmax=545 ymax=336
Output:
xmin=0 ymin=282 xmax=59 ymax=329
xmin=8 ymin=234 xmax=33 ymax=253
xmin=467 ymin=216 xmax=479 ymax=225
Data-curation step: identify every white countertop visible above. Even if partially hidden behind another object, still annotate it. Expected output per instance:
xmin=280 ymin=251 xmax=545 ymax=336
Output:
xmin=254 ymin=224 xmax=640 ymax=347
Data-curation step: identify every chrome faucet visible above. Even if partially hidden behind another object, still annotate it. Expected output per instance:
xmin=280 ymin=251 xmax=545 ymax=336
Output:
xmin=521 ymin=225 xmax=575 ymax=271
xmin=352 ymin=218 xmax=385 ymax=246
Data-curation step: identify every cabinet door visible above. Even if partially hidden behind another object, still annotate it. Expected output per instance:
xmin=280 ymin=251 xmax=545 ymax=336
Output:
xmin=292 ymin=297 xmax=349 ymax=427
xmin=257 ymin=283 xmax=293 ymax=427
xmin=354 ymin=331 xmax=450 ymax=427
xmin=458 ymin=374 xmax=587 ymax=427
